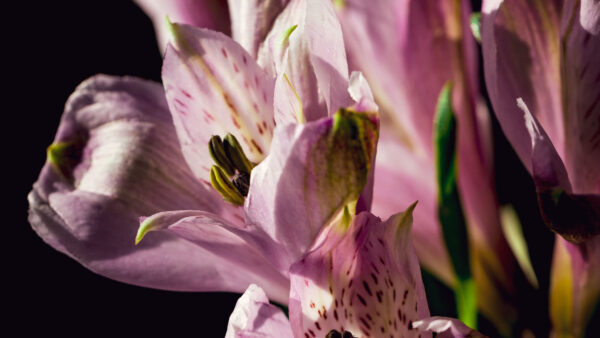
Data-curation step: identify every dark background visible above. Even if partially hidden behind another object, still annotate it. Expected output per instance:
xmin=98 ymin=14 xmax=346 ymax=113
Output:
xmin=12 ymin=1 xmax=239 ymax=336
xmin=10 ymin=0 xmax=580 ymax=337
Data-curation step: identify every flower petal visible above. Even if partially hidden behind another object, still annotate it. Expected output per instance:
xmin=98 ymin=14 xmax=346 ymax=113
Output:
xmin=260 ymin=0 xmax=351 ymax=124
xmin=228 ymin=0 xmax=289 ymax=57
xmin=134 ymin=0 xmax=230 ymax=51
xmin=162 ymin=23 xmax=276 ymax=182
xmin=482 ymin=0 xmax=600 ymax=194
xmin=288 ymin=206 xmax=430 ymax=337
xmin=372 ymin=133 xmax=454 ymax=287
xmin=28 ymin=75 xmax=247 ymax=291
xmin=136 ymin=210 xmax=289 ymax=303
xmin=412 ymin=316 xmax=488 ymax=338
xmin=550 ymin=236 xmax=600 ymax=337
xmin=245 ymin=110 xmax=379 ymax=273
xmin=225 ymin=284 xmax=293 ymax=337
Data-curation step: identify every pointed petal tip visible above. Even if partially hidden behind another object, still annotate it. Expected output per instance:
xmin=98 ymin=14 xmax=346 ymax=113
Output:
xmin=135 ymin=216 xmax=155 ymax=245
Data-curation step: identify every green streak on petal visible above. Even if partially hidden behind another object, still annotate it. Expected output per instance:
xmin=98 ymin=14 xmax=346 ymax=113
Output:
xmin=136 ymin=217 xmax=158 ymax=245
xmin=283 ymin=73 xmax=305 ymax=124
xmin=47 ymin=142 xmax=72 ymax=167
xmin=434 ymin=82 xmax=476 ymax=328
xmin=47 ymin=141 xmax=78 ymax=180
xmin=470 ymin=13 xmax=481 ymax=43
xmin=279 ymin=24 xmax=298 ymax=47
xmin=500 ymin=205 xmax=539 ymax=288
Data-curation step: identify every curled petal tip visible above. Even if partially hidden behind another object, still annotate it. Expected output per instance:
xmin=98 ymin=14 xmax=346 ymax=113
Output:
xmin=135 ymin=217 xmax=155 ymax=245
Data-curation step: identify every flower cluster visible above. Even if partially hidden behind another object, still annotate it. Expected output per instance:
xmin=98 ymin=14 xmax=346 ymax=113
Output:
xmin=28 ymin=0 xmax=598 ymax=337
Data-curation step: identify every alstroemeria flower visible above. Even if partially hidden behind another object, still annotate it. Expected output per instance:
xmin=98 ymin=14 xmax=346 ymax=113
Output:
xmin=224 ymin=206 xmax=487 ymax=337
xmin=334 ymin=0 xmax=518 ymax=330
xmin=481 ymin=0 xmax=599 ymax=335
xmin=29 ymin=0 xmax=379 ymax=305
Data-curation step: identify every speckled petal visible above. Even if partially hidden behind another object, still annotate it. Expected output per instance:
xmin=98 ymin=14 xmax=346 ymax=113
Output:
xmin=225 ymin=284 xmax=293 ymax=337
xmin=162 ymin=23 xmax=276 ymax=182
xmin=288 ymin=206 xmax=430 ymax=338
xmin=245 ymin=110 xmax=379 ymax=274
xmin=28 ymin=75 xmax=248 ymax=292
xmin=372 ymin=133 xmax=454 ymax=286
xmin=260 ymin=0 xmax=351 ymax=124
xmin=135 ymin=210 xmax=290 ymax=303
xmin=134 ymin=0 xmax=230 ymax=51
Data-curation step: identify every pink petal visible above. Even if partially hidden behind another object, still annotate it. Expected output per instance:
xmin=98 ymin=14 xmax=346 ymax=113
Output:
xmin=134 ymin=0 xmax=230 ymax=51
xmin=373 ymin=133 xmax=454 ymax=286
xmin=260 ymin=0 xmax=352 ymax=124
xmin=28 ymin=75 xmax=246 ymax=292
xmin=483 ymin=0 xmax=599 ymax=194
xmin=288 ymin=206 xmax=430 ymax=337
xmin=228 ymin=0 xmax=289 ymax=57
xmin=550 ymin=236 xmax=600 ymax=337
xmin=225 ymin=284 xmax=293 ymax=337
xmin=245 ymin=111 xmax=379 ymax=274
xmin=162 ymin=23 xmax=276 ymax=182
xmin=412 ymin=316 xmax=488 ymax=338
xmin=136 ymin=210 xmax=290 ymax=303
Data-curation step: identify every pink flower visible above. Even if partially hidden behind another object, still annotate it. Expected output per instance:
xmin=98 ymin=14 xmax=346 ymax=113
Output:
xmin=224 ymin=205 xmax=486 ymax=337
xmin=481 ymin=0 xmax=599 ymax=335
xmin=29 ymin=0 xmax=379 ymax=305
xmin=334 ymin=0 xmax=518 ymax=332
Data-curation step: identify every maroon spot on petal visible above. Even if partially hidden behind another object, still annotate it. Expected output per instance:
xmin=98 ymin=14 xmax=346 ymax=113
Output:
xmin=244 ymin=81 xmax=249 ymax=90
xmin=334 ymin=309 xmax=339 ymax=321
xmin=173 ymin=98 xmax=187 ymax=108
xmin=263 ymin=120 xmax=268 ymax=129
xmin=362 ymin=281 xmax=373 ymax=296
xmin=402 ymin=289 xmax=408 ymax=305
xmin=263 ymin=91 xmax=268 ymax=103
xmin=315 ymin=322 xmax=321 ymax=330
xmin=254 ymin=75 xmax=259 ymax=86
xmin=371 ymin=273 xmax=379 ymax=284
xmin=308 ymin=329 xmax=316 ymax=337
xmin=310 ymin=301 xmax=315 ymax=309
xmin=231 ymin=116 xmax=241 ymax=129
xmin=233 ymin=63 xmax=239 ymax=73
xmin=203 ymin=109 xmax=215 ymax=121
xmin=253 ymin=102 xmax=259 ymax=111
xmin=223 ymin=93 xmax=238 ymax=115
xmin=357 ymin=294 xmax=367 ymax=306
xmin=221 ymin=48 xmax=228 ymax=58
xmin=359 ymin=317 xmax=371 ymax=330
xmin=251 ymin=140 xmax=263 ymax=154
xmin=181 ymin=89 xmax=192 ymax=98
xmin=242 ymin=55 xmax=247 ymax=64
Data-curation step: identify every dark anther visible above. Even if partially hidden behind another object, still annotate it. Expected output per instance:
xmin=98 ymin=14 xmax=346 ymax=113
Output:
xmin=325 ymin=330 xmax=342 ymax=338
xmin=232 ymin=171 xmax=250 ymax=197
xmin=342 ymin=331 xmax=355 ymax=338
xmin=324 ymin=330 xmax=356 ymax=338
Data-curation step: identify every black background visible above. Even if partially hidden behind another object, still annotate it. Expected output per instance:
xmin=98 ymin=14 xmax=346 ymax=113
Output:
xmin=9 ymin=0 xmax=579 ymax=337
xmin=12 ymin=1 xmax=238 ymax=336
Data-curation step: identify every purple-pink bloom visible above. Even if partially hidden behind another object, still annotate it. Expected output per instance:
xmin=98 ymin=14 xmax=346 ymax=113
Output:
xmin=224 ymin=206 xmax=486 ymax=337
xmin=29 ymin=0 xmax=379 ymax=305
xmin=481 ymin=0 xmax=599 ymax=334
xmin=334 ymin=0 xmax=518 ymax=331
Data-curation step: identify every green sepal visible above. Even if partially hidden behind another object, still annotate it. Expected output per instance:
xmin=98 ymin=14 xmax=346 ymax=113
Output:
xmin=434 ymin=82 xmax=476 ymax=328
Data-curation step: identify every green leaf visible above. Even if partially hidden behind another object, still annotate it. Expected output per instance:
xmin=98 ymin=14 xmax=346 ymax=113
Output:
xmin=434 ymin=82 xmax=476 ymax=328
